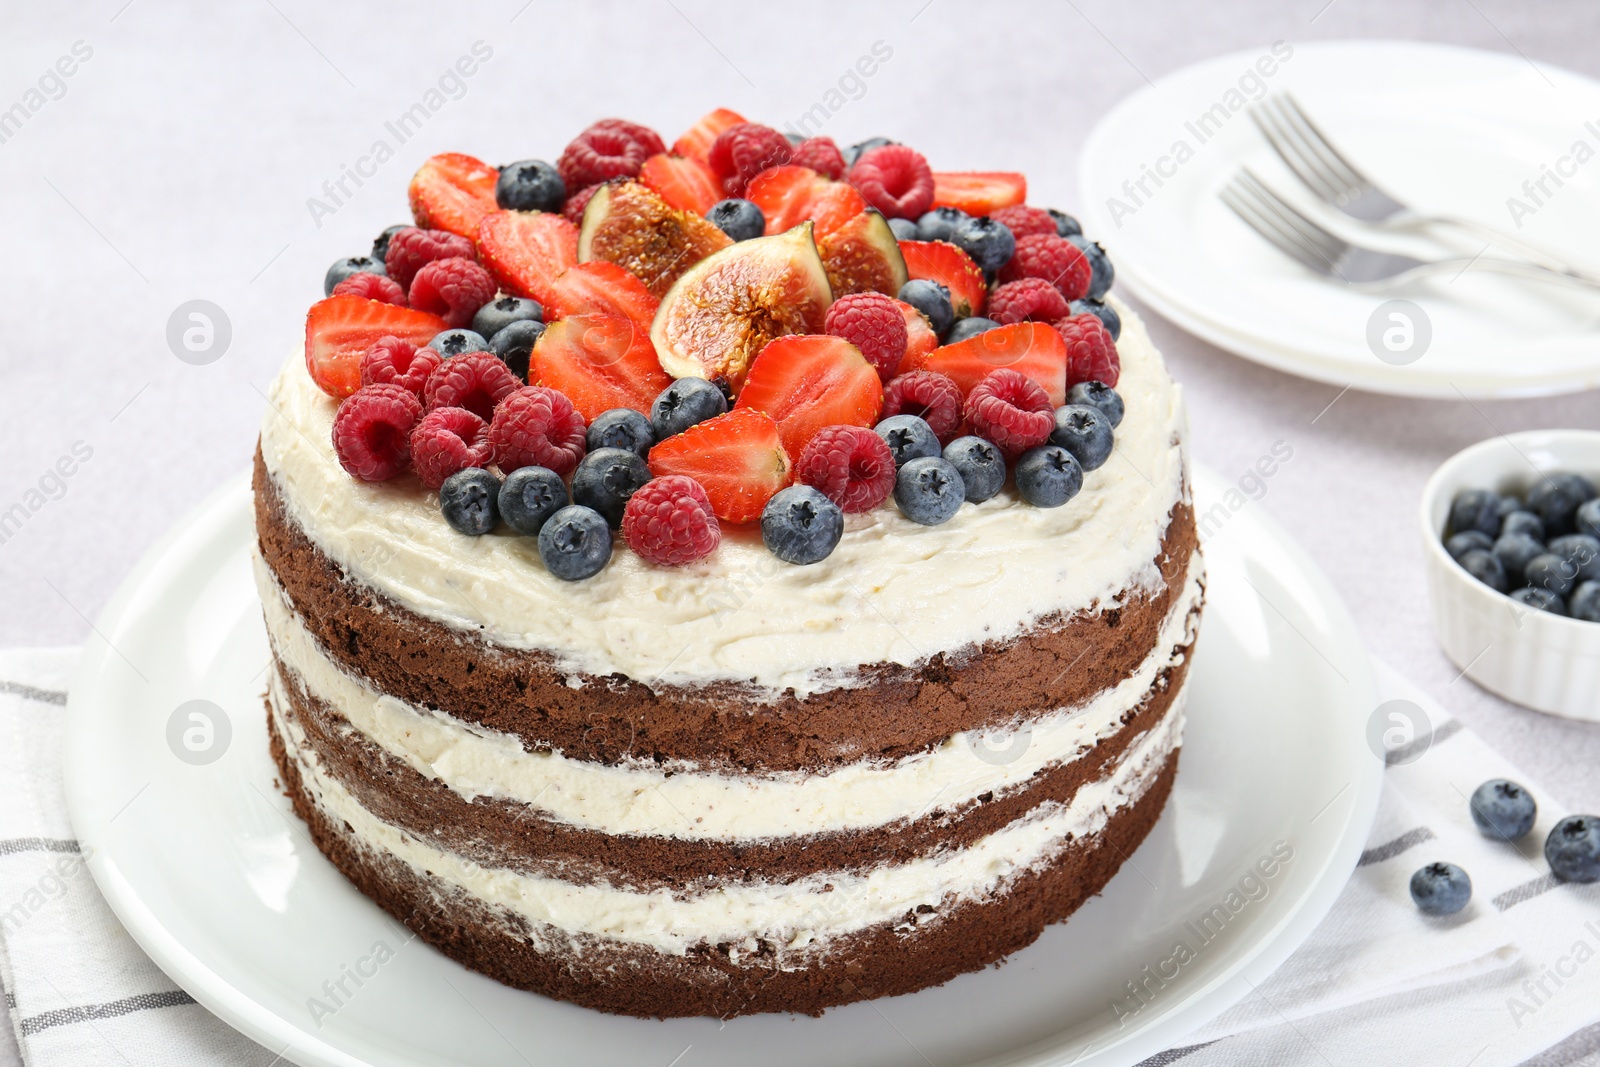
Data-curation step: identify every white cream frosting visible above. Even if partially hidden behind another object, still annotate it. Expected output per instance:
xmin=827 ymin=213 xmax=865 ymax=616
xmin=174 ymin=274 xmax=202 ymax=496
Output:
xmin=259 ymin=555 xmax=1202 ymax=841
xmin=257 ymin=298 xmax=1188 ymax=697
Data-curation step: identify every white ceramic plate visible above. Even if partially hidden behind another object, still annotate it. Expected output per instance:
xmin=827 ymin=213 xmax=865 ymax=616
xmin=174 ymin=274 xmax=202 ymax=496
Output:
xmin=64 ymin=467 xmax=1380 ymax=1067
xmin=1080 ymin=40 xmax=1600 ymax=398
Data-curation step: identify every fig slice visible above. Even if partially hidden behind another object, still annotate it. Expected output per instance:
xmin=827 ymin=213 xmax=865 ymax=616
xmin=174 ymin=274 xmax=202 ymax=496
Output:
xmin=650 ymin=223 xmax=833 ymax=395
xmin=817 ymin=210 xmax=908 ymax=298
xmin=577 ymin=181 xmax=731 ymax=298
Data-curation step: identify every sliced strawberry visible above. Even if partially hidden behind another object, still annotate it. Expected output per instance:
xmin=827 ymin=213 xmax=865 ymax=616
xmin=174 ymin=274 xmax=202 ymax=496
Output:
xmin=639 ymin=154 xmax=723 ymax=215
xmin=900 ymin=240 xmax=986 ymax=318
xmin=930 ymin=171 xmax=1027 ymax=216
xmin=476 ymin=210 xmax=579 ymax=309
xmin=904 ymin=322 xmax=1068 ymax=407
xmin=546 ymin=261 xmax=660 ymax=334
xmin=672 ymin=108 xmax=747 ymax=162
xmin=647 ymin=408 xmax=792 ymax=524
xmin=734 ymin=335 xmax=883 ymax=461
xmin=530 ymin=313 xmax=672 ymax=421
xmin=746 ymin=166 xmax=867 ymax=238
xmin=304 ymin=296 xmax=447 ymax=399
xmin=895 ymin=299 xmax=940 ymax=364
xmin=408 ymin=153 xmax=499 ymax=239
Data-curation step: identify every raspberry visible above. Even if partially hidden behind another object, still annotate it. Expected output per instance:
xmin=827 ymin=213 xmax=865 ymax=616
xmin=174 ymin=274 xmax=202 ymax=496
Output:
xmin=409 ymin=406 xmax=490 ymax=490
xmin=361 ymin=337 xmax=443 ymax=395
xmin=622 ymin=475 xmax=720 ymax=566
xmin=881 ymin=370 xmax=963 ymax=443
xmin=707 ymin=123 xmax=793 ymax=196
xmin=407 ymin=257 xmax=496 ymax=328
xmin=1054 ymin=314 xmax=1121 ymax=388
xmin=564 ymin=183 xmax=600 ymax=225
xmin=488 ymin=385 xmax=587 ymax=476
xmin=332 ymin=384 xmax=422 ymax=482
xmin=848 ymin=145 xmax=934 ymax=220
xmin=384 ymin=227 xmax=475 ymax=290
xmin=789 ymin=136 xmax=846 ymax=180
xmin=988 ymin=277 xmax=1071 ymax=325
xmin=824 ymin=292 xmax=908 ymax=380
xmin=965 ymin=369 xmax=1053 ymax=457
xmin=796 ymin=425 xmax=896 ymax=513
xmin=557 ymin=118 xmax=665 ymax=191
xmin=999 ymin=234 xmax=1092 ymax=301
xmin=422 ymin=352 xmax=520 ymax=422
xmin=991 ymin=205 xmax=1058 ymax=240
xmin=331 ymin=271 xmax=408 ymax=306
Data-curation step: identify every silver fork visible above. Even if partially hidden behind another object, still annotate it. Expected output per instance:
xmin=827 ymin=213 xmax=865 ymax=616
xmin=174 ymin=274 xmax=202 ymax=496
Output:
xmin=1220 ymin=170 xmax=1598 ymax=291
xmin=1251 ymin=93 xmax=1600 ymax=286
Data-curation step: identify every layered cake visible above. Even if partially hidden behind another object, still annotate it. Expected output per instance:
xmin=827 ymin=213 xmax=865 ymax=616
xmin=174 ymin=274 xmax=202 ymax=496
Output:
xmin=255 ymin=110 xmax=1203 ymax=1018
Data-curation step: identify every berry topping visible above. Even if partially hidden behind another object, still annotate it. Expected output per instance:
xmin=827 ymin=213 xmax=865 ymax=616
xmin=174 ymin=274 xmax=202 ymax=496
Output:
xmin=881 ymin=370 xmax=963 ymax=442
xmin=475 ymin=210 xmax=579 ymax=309
xmin=572 ymin=447 xmax=654 ymax=528
xmin=849 ymin=144 xmax=935 ymax=220
xmin=965 ymin=369 xmax=1054 ymax=457
xmin=487 ymin=385 xmax=587 ymax=476
xmin=408 ymin=153 xmax=499 ymax=239
xmin=746 ymin=166 xmax=866 ymax=237
xmin=906 ymin=321 xmax=1068 ymax=407
xmin=305 ymin=295 xmax=448 ymax=399
xmin=407 ymin=256 xmax=497 ymax=328
xmin=946 ymin=316 xmax=1000 ymax=344
xmin=1014 ymin=445 xmax=1083 ymax=508
xmin=796 ymin=425 xmax=896 ymax=513
xmin=943 ymin=436 xmax=1005 ymax=503
xmin=495 ymin=159 xmax=566 ymax=213
xmin=325 ymin=255 xmax=387 ymax=295
xmin=1000 ymin=234 xmax=1093 ymax=302
xmin=422 ymin=351 xmax=520 ymax=421
xmin=895 ymin=298 xmax=940 ymax=363
xmin=622 ymin=475 xmax=721 ymax=566
xmin=950 ymin=215 xmax=1016 ymax=273
xmin=489 ymin=320 xmax=543 ymax=382
xmin=410 ymin=406 xmax=492 ymax=490
xmin=673 ymin=108 xmax=747 ymax=162
xmin=825 ymin=291 xmax=908 ymax=380
xmin=332 ymin=272 xmax=408 ymax=306
xmin=875 ymin=414 xmax=941 ymax=468
xmin=361 ymin=337 xmax=442 ymax=395
xmin=894 ymin=456 xmax=965 ymax=525
xmin=1067 ymin=380 xmax=1124 ymax=427
xmin=651 ymin=378 xmax=728 ymax=440
xmin=1546 ymin=815 xmax=1600 ymax=883
xmin=498 ymin=466 xmax=569 ymax=536
xmin=916 ymin=206 xmax=969 ymax=243
xmin=762 ymin=485 xmax=844 ymax=565
xmin=539 ymin=505 xmax=613 ymax=581
xmin=1049 ymin=208 xmax=1083 ymax=237
xmin=529 ymin=313 xmax=672 ymax=421
xmin=898 ymin=279 xmax=954 ymax=339
xmin=990 ymin=205 xmax=1058 ymax=240
xmin=564 ymin=183 xmax=601 ymax=225
xmin=930 ymin=171 xmax=1027 ymax=215
xmin=1054 ymin=313 xmax=1121 ymax=389
xmin=1049 ymin=403 xmax=1115 ymax=471
xmin=706 ymin=198 xmax=765 ymax=242
xmin=439 ymin=468 xmax=502 ymax=536
xmin=734 ymin=334 xmax=884 ymax=461
xmin=385 ymin=226 xmax=476 ymax=290
xmin=788 ymin=136 xmax=847 ymax=180
xmin=331 ymin=384 xmax=423 ymax=482
xmin=647 ymin=408 xmax=792 ymax=524
xmin=899 ymin=240 xmax=987 ymax=319
xmin=431 ymin=328 xmax=491 ymax=358
xmin=843 ymin=136 xmax=895 ymax=167
xmin=1409 ymin=862 xmax=1472 ymax=915
xmin=1069 ymin=235 xmax=1115 ymax=299
xmin=588 ymin=407 xmax=655 ymax=457
xmin=1069 ymin=297 xmax=1121 ymax=341
xmin=707 ymin=122 xmax=793 ymax=197
xmin=989 ymin=278 xmax=1071 ymax=325
xmin=888 ymin=217 xmax=920 ymax=241
xmin=639 ymin=153 xmax=723 ymax=215
xmin=546 ymin=260 xmax=661 ymax=334
xmin=472 ymin=296 xmax=543 ymax=340
xmin=558 ymin=119 xmax=666 ymax=191
xmin=1469 ymin=779 xmax=1537 ymax=842
xmin=371 ymin=224 xmax=409 ymax=263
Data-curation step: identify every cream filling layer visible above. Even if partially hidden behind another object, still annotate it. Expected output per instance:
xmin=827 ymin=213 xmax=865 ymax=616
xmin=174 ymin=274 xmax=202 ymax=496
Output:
xmin=257 ymin=298 xmax=1189 ymax=698
xmin=272 ymin=679 xmax=1184 ymax=954
xmin=259 ymin=555 xmax=1202 ymax=841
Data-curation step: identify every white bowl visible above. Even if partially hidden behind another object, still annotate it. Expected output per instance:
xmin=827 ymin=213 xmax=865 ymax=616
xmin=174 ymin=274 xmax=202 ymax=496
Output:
xmin=1421 ymin=430 xmax=1600 ymax=720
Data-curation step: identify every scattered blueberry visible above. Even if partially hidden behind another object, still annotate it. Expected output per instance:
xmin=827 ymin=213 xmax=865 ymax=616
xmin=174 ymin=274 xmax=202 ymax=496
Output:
xmin=1067 ymin=381 xmax=1124 ymax=427
xmin=495 ymin=159 xmax=566 ymax=213
xmin=587 ymin=408 xmax=653 ymax=457
xmin=1524 ymin=553 xmax=1577 ymax=597
xmin=761 ymin=485 xmax=844 ymax=564
xmin=1510 ymin=586 xmax=1566 ymax=615
xmin=431 ymin=328 xmax=490 ymax=358
xmin=1492 ymin=533 xmax=1545 ymax=583
xmin=916 ymin=206 xmax=969 ymax=242
xmin=1050 ymin=404 xmax=1115 ymax=472
xmin=1409 ymin=862 xmax=1472 ymax=916
xmin=1015 ymin=445 xmax=1084 ymax=508
xmin=651 ymin=378 xmax=728 ymax=440
xmin=706 ymin=198 xmax=765 ymax=242
xmin=1545 ymin=814 xmax=1600 ymax=883
xmin=571 ymin=448 xmax=652 ymax=528
xmin=943 ymin=436 xmax=1005 ymax=503
xmin=1500 ymin=509 xmax=1545 ymax=541
xmin=372 ymin=224 xmax=409 ymax=263
xmin=1458 ymin=548 xmax=1507 ymax=592
xmin=324 ymin=255 xmax=386 ymax=295
xmin=894 ymin=456 xmax=965 ymax=525
xmin=1444 ymin=530 xmax=1493 ymax=560
xmin=843 ymin=136 xmax=895 ymax=167
xmin=498 ymin=466 xmax=568 ymax=537
xmin=538 ymin=505 xmax=612 ymax=580
xmin=898 ymin=279 xmax=954 ymax=338
xmin=1578 ymin=498 xmax=1600 ymax=539
xmin=1448 ymin=488 xmax=1502 ymax=538
xmin=1572 ymin=581 xmax=1600 ymax=622
xmin=888 ymin=217 xmax=920 ymax=242
xmin=1528 ymin=473 xmax=1597 ymax=537
xmin=1067 ymin=235 xmax=1114 ymax=300
xmin=875 ymin=414 xmax=941 ymax=467
xmin=950 ymin=216 xmax=1016 ymax=273
xmin=472 ymin=296 xmax=543 ymax=340
xmin=945 ymin=316 xmax=1000 ymax=343
xmin=1047 ymin=208 xmax=1083 ymax=238
xmin=490 ymin=319 xmax=545 ymax=382
xmin=1469 ymin=779 xmax=1537 ymax=841
xmin=784 ymin=131 xmax=806 ymax=146
xmin=1068 ymin=298 xmax=1121 ymax=341
xmin=439 ymin=468 xmax=501 ymax=536
xmin=1548 ymin=533 xmax=1600 ymax=582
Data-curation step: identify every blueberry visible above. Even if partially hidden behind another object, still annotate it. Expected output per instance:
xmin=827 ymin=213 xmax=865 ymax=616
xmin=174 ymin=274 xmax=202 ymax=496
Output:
xmin=898 ymin=279 xmax=954 ymax=338
xmin=472 ymin=296 xmax=543 ymax=340
xmin=1067 ymin=381 xmax=1124 ymax=427
xmin=1067 ymin=235 xmax=1114 ymax=300
xmin=498 ymin=466 xmax=568 ymax=536
xmin=761 ymin=485 xmax=844 ymax=564
xmin=495 ymin=159 xmax=566 ymax=213
xmin=571 ymin=448 xmax=652 ymax=528
xmin=1047 ymin=208 xmax=1083 ymax=238
xmin=1448 ymin=488 xmax=1502 ymax=538
xmin=651 ymin=378 xmax=728 ymax=440
xmin=1068 ymin=298 xmax=1121 ymax=341
xmin=432 ymin=329 xmax=490 ymax=358
xmin=843 ymin=136 xmax=895 ymax=167
xmin=438 ymin=468 xmax=502 ymax=536
xmin=1458 ymin=548 xmax=1507 ymax=592
xmin=1548 ymin=533 xmax=1600 ymax=582
xmin=950 ymin=216 xmax=1015 ymax=273
xmin=888 ymin=217 xmax=920 ymax=242
xmin=784 ymin=131 xmax=806 ymax=145
xmin=1409 ymin=862 xmax=1471 ymax=916
xmin=1015 ymin=445 xmax=1084 ymax=508
xmin=324 ymin=255 xmax=386 ymax=295
xmin=537 ymin=505 xmax=612 ymax=580
xmin=490 ymin=319 xmax=545 ymax=382
xmin=372 ymin=224 xmax=409 ymax=263
xmin=1524 ymin=552 xmax=1577 ymax=597
xmin=943 ymin=436 xmax=1005 ymax=503
xmin=1050 ymin=404 xmax=1114 ymax=472
xmin=706 ymin=198 xmax=765 ymax=242
xmin=1511 ymin=586 xmax=1566 ymax=615
xmin=916 ymin=206 xmax=969 ymax=243
xmin=1469 ymin=779 xmax=1537 ymax=841
xmin=1501 ymin=509 xmax=1545 ymax=541
xmin=1578 ymin=498 xmax=1600 ymax=539
xmin=1491 ymin=533 xmax=1544 ymax=583
xmin=1444 ymin=530 xmax=1493 ymax=560
xmin=587 ymin=408 xmax=653 ymax=457
xmin=1572 ymin=581 xmax=1600 ymax=622
xmin=945 ymin=316 xmax=1000 ymax=343
xmin=1528 ymin=473 xmax=1597 ymax=537
xmin=875 ymin=414 xmax=941 ymax=467
xmin=1545 ymin=814 xmax=1600 ymax=883
xmin=894 ymin=456 xmax=965 ymax=525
